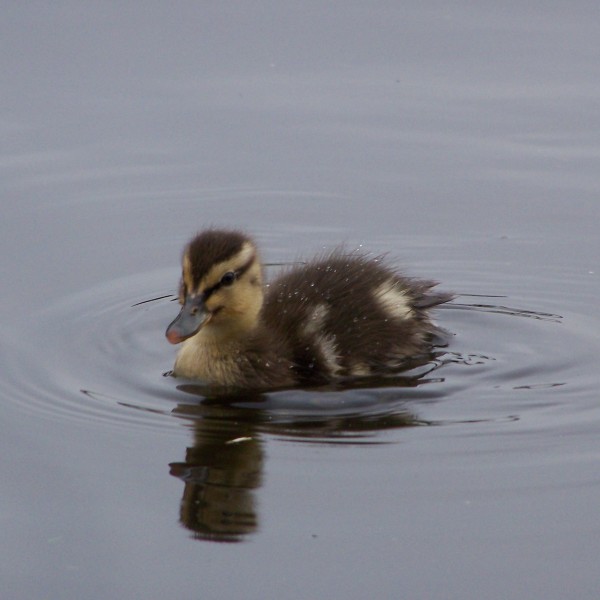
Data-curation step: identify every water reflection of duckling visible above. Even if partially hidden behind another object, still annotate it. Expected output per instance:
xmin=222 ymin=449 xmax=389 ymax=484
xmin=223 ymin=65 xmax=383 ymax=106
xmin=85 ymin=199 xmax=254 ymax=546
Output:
xmin=169 ymin=417 xmax=263 ymax=543
xmin=166 ymin=229 xmax=453 ymax=388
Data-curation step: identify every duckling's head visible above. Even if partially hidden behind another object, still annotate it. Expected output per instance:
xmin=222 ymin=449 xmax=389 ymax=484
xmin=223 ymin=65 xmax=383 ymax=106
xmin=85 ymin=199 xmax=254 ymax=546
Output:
xmin=166 ymin=230 xmax=264 ymax=344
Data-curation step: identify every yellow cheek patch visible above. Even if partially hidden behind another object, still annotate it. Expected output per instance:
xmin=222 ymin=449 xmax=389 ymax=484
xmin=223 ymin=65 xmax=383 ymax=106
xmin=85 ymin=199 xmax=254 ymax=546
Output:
xmin=203 ymin=292 xmax=223 ymax=313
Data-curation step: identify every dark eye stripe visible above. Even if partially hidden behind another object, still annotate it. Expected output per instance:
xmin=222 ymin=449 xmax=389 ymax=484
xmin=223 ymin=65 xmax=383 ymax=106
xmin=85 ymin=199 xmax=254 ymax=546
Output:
xmin=201 ymin=254 xmax=255 ymax=300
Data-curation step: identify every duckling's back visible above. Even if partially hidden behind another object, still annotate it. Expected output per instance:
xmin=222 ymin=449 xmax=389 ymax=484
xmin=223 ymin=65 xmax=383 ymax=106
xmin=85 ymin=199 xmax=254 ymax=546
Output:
xmin=263 ymin=251 xmax=452 ymax=384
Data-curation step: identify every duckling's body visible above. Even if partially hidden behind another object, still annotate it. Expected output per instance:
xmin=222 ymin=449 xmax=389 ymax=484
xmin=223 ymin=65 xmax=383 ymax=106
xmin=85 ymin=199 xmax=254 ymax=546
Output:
xmin=166 ymin=230 xmax=452 ymax=389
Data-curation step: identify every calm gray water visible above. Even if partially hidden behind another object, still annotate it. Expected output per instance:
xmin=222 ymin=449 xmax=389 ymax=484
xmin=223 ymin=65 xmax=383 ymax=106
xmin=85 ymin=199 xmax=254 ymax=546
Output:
xmin=2 ymin=2 xmax=600 ymax=599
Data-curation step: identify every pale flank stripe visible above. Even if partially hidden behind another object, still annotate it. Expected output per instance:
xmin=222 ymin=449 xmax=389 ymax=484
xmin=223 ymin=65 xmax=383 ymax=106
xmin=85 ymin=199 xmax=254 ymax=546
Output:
xmin=374 ymin=279 xmax=413 ymax=320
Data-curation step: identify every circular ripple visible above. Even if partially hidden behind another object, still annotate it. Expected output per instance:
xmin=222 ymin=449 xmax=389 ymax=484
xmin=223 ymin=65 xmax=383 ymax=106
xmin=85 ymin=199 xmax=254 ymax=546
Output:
xmin=1 ymin=262 xmax=598 ymax=441
xmin=1 ymin=269 xmax=181 ymax=433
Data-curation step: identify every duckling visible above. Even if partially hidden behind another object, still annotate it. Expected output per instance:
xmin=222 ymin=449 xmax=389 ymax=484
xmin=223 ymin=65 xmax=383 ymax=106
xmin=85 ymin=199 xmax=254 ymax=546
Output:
xmin=166 ymin=229 xmax=453 ymax=389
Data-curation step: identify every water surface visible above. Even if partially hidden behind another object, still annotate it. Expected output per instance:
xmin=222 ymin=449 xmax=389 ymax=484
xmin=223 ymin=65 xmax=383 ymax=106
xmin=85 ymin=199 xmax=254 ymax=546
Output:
xmin=2 ymin=2 xmax=600 ymax=599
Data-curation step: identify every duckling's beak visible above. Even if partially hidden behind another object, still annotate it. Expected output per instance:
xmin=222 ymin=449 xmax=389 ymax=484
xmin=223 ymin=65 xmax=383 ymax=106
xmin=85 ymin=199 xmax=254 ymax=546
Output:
xmin=165 ymin=296 xmax=210 ymax=344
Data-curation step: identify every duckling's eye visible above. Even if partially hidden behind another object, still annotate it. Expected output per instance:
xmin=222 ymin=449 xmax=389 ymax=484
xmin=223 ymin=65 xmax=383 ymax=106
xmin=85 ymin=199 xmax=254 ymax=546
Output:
xmin=220 ymin=271 xmax=236 ymax=286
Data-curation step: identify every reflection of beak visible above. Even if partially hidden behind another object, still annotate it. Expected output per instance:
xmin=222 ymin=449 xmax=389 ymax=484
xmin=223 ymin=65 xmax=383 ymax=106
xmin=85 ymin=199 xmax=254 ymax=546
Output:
xmin=165 ymin=296 xmax=210 ymax=344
